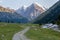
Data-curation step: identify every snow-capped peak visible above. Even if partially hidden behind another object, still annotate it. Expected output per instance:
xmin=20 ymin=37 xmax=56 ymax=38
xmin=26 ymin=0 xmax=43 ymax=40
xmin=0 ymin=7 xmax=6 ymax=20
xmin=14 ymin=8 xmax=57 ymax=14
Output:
xmin=23 ymin=5 xmax=28 ymax=10
xmin=32 ymin=2 xmax=45 ymax=10
xmin=16 ymin=2 xmax=46 ymax=21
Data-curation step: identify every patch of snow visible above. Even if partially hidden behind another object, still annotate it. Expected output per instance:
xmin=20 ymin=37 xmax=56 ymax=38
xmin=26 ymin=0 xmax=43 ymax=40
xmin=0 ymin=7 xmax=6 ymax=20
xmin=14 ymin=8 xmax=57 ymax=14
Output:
xmin=34 ymin=2 xmax=45 ymax=10
xmin=41 ymin=23 xmax=59 ymax=30
xmin=23 ymin=5 xmax=28 ymax=10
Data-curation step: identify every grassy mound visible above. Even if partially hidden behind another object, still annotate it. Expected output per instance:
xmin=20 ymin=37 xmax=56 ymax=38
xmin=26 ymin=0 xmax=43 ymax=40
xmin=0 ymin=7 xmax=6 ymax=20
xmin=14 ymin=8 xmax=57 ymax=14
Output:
xmin=25 ymin=27 xmax=60 ymax=40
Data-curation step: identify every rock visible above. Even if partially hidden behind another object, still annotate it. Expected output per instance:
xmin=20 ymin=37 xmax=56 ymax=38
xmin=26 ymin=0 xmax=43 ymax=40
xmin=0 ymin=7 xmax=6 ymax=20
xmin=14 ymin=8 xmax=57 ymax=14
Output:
xmin=41 ymin=23 xmax=59 ymax=30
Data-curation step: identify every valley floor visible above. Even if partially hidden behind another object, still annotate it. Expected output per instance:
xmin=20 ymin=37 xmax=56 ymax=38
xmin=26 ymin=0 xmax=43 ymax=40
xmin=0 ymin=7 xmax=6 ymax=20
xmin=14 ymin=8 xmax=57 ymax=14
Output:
xmin=25 ymin=27 xmax=60 ymax=40
xmin=0 ymin=23 xmax=60 ymax=40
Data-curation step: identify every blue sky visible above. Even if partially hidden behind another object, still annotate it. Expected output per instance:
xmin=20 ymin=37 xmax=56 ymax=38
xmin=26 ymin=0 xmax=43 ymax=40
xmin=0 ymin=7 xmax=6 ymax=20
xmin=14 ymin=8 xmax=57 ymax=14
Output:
xmin=0 ymin=0 xmax=59 ymax=10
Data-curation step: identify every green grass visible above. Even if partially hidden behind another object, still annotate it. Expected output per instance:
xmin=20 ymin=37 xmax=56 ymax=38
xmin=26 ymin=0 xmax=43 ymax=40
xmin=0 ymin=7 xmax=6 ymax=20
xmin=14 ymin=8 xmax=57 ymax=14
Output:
xmin=0 ymin=23 xmax=24 ymax=40
xmin=0 ymin=22 xmax=39 ymax=40
xmin=0 ymin=22 xmax=60 ymax=40
xmin=25 ymin=27 xmax=60 ymax=40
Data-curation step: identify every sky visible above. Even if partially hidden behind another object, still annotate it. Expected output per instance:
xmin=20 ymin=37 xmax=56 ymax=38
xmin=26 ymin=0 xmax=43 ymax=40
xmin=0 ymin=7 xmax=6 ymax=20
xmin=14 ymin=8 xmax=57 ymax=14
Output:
xmin=0 ymin=0 xmax=59 ymax=10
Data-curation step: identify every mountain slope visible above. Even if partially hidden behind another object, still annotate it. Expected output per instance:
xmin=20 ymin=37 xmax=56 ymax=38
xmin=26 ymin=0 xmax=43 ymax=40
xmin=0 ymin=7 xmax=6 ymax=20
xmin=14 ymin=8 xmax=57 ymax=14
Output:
xmin=0 ymin=6 xmax=15 ymax=13
xmin=0 ymin=12 xmax=29 ymax=23
xmin=16 ymin=3 xmax=45 ymax=21
xmin=32 ymin=1 xmax=60 ymax=24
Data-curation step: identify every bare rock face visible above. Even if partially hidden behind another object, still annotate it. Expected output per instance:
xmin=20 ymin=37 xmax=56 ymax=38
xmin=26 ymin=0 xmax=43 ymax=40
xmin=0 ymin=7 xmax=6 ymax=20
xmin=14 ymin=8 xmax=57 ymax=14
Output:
xmin=41 ymin=23 xmax=59 ymax=30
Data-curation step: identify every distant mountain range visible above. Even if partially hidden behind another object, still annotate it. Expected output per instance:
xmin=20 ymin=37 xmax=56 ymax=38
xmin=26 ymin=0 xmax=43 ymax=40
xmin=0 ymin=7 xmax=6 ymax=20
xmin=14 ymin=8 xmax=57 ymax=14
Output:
xmin=0 ymin=1 xmax=60 ymax=24
xmin=16 ymin=3 xmax=45 ymax=21
xmin=0 ymin=3 xmax=46 ymax=23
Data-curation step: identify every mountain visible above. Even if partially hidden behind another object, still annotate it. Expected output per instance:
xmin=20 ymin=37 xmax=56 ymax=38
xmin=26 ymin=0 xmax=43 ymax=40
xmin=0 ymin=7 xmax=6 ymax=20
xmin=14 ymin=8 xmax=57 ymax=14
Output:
xmin=0 ymin=12 xmax=29 ymax=23
xmin=0 ymin=6 xmax=15 ymax=13
xmin=0 ymin=6 xmax=29 ymax=23
xmin=32 ymin=1 xmax=60 ymax=24
xmin=16 ymin=2 xmax=45 ymax=21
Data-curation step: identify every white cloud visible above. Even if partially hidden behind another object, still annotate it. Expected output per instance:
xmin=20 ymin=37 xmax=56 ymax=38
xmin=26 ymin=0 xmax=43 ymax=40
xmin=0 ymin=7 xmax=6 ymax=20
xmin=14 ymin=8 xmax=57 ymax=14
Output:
xmin=0 ymin=1 xmax=2 ymax=3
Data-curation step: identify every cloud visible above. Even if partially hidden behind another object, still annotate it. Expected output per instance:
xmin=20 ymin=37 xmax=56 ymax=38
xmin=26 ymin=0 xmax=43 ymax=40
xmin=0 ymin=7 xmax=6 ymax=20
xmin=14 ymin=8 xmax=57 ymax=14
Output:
xmin=0 ymin=0 xmax=2 ymax=3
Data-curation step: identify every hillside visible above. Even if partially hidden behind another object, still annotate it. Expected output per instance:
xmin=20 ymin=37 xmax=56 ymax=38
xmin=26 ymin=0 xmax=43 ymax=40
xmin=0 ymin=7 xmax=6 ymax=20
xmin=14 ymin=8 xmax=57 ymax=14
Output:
xmin=32 ymin=1 xmax=60 ymax=24
xmin=0 ymin=12 xmax=29 ymax=23
xmin=0 ymin=6 xmax=15 ymax=13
